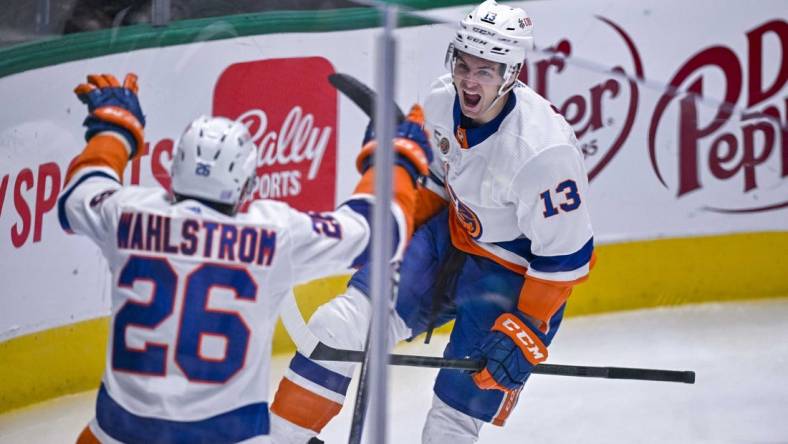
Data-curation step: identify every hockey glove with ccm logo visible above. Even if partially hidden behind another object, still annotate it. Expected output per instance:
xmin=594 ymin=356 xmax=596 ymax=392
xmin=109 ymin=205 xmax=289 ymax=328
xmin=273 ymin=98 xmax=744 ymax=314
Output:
xmin=356 ymin=104 xmax=433 ymax=185
xmin=470 ymin=312 xmax=548 ymax=392
xmin=74 ymin=73 xmax=146 ymax=158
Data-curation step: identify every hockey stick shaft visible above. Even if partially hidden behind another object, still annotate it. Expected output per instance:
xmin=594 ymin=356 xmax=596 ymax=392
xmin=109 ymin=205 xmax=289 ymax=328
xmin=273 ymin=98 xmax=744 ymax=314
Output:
xmin=535 ymin=363 xmax=695 ymax=383
xmin=310 ymin=343 xmax=696 ymax=384
xmin=281 ymin=72 xmax=407 ymax=441
xmin=328 ymin=73 xmax=405 ymax=123
xmin=328 ymin=65 xmax=404 ymax=443
xmin=347 ymin=329 xmax=372 ymax=443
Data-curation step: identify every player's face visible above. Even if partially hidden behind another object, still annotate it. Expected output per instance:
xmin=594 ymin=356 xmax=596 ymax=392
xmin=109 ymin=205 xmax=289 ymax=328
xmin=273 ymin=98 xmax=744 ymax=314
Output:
xmin=451 ymin=51 xmax=506 ymax=124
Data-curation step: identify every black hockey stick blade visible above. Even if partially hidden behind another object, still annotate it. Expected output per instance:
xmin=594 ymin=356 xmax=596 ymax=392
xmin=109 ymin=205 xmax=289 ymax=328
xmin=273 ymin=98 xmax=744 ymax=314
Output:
xmin=311 ymin=343 xmax=696 ymax=384
xmin=328 ymin=72 xmax=406 ymax=123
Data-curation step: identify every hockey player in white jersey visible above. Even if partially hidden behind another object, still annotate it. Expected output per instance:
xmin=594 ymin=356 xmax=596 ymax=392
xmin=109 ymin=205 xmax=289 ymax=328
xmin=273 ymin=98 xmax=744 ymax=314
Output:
xmin=59 ymin=73 xmax=432 ymax=444
xmin=269 ymin=1 xmax=594 ymax=442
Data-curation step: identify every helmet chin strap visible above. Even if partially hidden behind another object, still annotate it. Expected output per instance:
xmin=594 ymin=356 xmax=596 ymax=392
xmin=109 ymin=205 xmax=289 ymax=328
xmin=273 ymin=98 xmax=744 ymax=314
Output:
xmin=483 ymin=80 xmax=517 ymax=116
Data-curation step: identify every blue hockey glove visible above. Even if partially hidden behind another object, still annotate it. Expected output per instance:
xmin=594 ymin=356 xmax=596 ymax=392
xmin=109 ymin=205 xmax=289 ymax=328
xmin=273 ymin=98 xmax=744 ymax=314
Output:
xmin=356 ymin=104 xmax=433 ymax=185
xmin=74 ymin=73 xmax=146 ymax=158
xmin=470 ymin=312 xmax=548 ymax=392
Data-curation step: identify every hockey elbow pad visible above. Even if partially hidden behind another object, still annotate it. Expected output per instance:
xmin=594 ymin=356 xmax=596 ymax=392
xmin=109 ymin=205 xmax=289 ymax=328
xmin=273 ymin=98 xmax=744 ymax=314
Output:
xmin=74 ymin=73 xmax=146 ymax=158
xmin=356 ymin=104 xmax=433 ymax=185
xmin=471 ymin=312 xmax=548 ymax=392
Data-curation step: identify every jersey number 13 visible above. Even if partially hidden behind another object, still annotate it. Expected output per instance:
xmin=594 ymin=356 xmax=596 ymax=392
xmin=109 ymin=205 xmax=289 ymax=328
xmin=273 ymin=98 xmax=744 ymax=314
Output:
xmin=540 ymin=179 xmax=582 ymax=218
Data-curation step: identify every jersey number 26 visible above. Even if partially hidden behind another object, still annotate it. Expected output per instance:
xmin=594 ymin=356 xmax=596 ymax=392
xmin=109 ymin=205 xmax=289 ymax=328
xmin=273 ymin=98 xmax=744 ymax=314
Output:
xmin=112 ymin=255 xmax=256 ymax=383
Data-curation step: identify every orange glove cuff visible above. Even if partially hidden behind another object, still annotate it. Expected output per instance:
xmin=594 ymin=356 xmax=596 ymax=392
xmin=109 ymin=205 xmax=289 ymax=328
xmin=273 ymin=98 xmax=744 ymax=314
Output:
xmin=92 ymin=106 xmax=146 ymax=158
xmin=472 ymin=368 xmax=510 ymax=393
xmin=355 ymin=139 xmax=430 ymax=176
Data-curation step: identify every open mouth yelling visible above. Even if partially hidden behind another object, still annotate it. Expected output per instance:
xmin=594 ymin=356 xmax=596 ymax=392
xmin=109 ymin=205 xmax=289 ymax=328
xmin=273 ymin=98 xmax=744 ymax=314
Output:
xmin=462 ymin=91 xmax=482 ymax=113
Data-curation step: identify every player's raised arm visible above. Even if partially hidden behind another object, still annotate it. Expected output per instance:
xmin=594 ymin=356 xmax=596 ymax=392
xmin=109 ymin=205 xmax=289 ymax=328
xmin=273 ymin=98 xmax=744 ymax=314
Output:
xmin=288 ymin=104 xmax=433 ymax=283
xmin=57 ymin=73 xmax=146 ymax=241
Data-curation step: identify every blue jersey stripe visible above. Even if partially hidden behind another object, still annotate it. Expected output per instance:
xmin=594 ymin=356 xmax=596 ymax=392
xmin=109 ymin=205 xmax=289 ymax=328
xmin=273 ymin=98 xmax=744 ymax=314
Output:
xmin=289 ymin=352 xmax=352 ymax=395
xmin=342 ymin=198 xmax=401 ymax=269
xmin=496 ymin=237 xmax=594 ymax=273
xmin=494 ymin=236 xmax=534 ymax=259
xmin=95 ymin=384 xmax=269 ymax=444
xmin=529 ymin=238 xmax=594 ymax=273
xmin=57 ymin=171 xmax=119 ymax=232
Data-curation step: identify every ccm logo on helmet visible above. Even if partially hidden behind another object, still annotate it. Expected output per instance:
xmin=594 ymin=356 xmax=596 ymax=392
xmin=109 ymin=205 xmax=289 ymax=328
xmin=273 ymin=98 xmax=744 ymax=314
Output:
xmin=501 ymin=318 xmax=546 ymax=362
xmin=472 ymin=27 xmax=496 ymax=36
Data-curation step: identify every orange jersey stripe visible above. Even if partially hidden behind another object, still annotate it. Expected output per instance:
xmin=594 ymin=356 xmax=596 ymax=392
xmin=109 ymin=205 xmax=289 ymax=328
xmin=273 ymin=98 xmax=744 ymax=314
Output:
xmin=66 ymin=134 xmax=129 ymax=184
xmin=447 ymin=206 xmax=593 ymax=329
xmin=447 ymin=207 xmax=527 ymax=274
xmin=270 ymin=377 xmax=343 ymax=433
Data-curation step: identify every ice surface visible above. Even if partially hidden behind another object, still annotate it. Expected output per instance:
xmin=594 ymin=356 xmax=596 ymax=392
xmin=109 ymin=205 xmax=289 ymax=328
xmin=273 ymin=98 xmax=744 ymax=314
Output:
xmin=1 ymin=299 xmax=787 ymax=443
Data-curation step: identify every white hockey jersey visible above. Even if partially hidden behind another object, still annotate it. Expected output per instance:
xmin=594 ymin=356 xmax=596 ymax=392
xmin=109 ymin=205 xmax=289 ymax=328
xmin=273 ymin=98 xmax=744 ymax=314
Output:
xmin=422 ymin=74 xmax=594 ymax=322
xmin=59 ymin=135 xmax=413 ymax=443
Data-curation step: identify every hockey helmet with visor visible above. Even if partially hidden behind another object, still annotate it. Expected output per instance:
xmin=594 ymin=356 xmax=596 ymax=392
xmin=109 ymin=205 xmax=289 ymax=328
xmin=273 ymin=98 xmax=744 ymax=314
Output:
xmin=446 ymin=0 xmax=535 ymax=96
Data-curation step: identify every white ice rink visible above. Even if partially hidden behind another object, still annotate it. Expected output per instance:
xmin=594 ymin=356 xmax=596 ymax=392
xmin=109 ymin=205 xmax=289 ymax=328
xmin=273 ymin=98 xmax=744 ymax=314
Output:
xmin=2 ymin=298 xmax=787 ymax=443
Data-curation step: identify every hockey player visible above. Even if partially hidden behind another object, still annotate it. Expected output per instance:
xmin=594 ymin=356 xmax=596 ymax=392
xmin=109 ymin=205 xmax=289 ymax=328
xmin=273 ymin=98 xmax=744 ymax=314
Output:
xmin=60 ymin=73 xmax=432 ymax=443
xmin=269 ymin=1 xmax=594 ymax=443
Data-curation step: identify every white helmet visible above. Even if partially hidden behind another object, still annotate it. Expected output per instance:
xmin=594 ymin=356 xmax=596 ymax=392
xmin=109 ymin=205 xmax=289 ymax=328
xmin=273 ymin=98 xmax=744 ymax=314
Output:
xmin=447 ymin=0 xmax=535 ymax=93
xmin=170 ymin=115 xmax=257 ymax=214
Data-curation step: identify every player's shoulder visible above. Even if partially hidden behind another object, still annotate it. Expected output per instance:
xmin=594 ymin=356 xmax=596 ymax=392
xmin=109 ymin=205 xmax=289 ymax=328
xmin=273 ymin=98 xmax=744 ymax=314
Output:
xmin=427 ymin=73 xmax=455 ymax=96
xmin=237 ymin=198 xmax=301 ymax=231
xmin=503 ymin=82 xmax=579 ymax=157
xmin=105 ymin=186 xmax=171 ymax=213
xmin=423 ymin=74 xmax=456 ymax=119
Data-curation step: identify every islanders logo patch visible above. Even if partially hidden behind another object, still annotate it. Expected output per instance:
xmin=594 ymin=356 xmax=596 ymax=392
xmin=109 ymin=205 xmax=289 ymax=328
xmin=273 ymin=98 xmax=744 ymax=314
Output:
xmin=446 ymin=182 xmax=483 ymax=239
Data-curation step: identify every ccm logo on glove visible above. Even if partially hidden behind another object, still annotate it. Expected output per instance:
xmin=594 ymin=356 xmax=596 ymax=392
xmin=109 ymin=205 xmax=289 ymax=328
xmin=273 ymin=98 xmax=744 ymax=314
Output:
xmin=493 ymin=314 xmax=548 ymax=365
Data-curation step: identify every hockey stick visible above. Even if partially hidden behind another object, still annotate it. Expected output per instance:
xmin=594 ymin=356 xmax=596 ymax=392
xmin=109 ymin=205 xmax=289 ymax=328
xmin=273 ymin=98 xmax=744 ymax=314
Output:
xmin=310 ymin=342 xmax=696 ymax=384
xmin=328 ymin=73 xmax=406 ymax=123
xmin=348 ymin=326 xmax=373 ymax=444
xmin=280 ymin=294 xmax=696 ymax=384
xmin=346 ymin=264 xmax=401 ymax=444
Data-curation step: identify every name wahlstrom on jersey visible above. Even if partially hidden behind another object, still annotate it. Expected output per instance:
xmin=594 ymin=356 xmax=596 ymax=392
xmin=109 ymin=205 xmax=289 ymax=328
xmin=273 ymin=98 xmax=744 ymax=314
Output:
xmin=115 ymin=211 xmax=277 ymax=266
